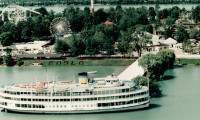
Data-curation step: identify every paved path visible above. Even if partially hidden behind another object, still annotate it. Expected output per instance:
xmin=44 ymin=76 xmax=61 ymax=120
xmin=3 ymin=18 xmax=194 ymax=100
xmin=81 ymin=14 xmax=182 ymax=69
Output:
xmin=117 ymin=59 xmax=144 ymax=81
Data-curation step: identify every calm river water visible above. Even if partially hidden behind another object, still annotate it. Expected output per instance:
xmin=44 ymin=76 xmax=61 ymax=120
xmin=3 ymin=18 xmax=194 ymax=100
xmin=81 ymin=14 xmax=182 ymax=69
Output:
xmin=0 ymin=4 xmax=199 ymax=13
xmin=0 ymin=66 xmax=200 ymax=120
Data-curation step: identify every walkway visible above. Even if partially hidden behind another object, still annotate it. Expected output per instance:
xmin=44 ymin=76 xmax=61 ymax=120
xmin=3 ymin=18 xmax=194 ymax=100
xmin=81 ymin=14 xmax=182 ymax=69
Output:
xmin=117 ymin=59 xmax=144 ymax=81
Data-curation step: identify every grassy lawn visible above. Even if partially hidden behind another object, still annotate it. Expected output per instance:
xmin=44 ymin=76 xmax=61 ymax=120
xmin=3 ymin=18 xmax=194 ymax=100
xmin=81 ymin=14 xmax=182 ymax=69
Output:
xmin=41 ymin=59 xmax=136 ymax=66
xmin=175 ymin=58 xmax=200 ymax=65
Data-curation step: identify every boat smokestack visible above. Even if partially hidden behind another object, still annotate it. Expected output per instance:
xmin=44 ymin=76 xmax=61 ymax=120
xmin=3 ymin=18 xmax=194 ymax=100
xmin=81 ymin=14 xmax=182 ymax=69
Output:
xmin=78 ymin=72 xmax=89 ymax=84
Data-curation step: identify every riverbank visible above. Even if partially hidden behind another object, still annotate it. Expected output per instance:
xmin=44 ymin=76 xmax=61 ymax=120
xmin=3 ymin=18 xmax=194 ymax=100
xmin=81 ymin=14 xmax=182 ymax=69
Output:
xmin=20 ymin=58 xmax=200 ymax=67
xmin=2 ymin=58 xmax=200 ymax=67
xmin=23 ymin=59 xmax=136 ymax=67
xmin=175 ymin=58 xmax=200 ymax=65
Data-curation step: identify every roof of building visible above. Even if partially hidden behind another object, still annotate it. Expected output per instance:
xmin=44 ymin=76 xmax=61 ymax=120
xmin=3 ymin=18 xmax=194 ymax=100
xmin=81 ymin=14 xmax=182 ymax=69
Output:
xmin=164 ymin=38 xmax=177 ymax=44
xmin=10 ymin=41 xmax=49 ymax=50
xmin=104 ymin=20 xmax=115 ymax=26
xmin=151 ymin=35 xmax=165 ymax=45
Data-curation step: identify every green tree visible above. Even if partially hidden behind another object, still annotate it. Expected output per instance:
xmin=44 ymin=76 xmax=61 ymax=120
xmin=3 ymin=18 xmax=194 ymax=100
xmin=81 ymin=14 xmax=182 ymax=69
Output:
xmin=0 ymin=32 xmax=14 ymax=46
xmin=3 ymin=55 xmax=15 ymax=66
xmin=107 ymin=6 xmax=123 ymax=23
xmin=199 ymin=45 xmax=200 ymax=54
xmin=150 ymin=81 xmax=162 ymax=97
xmin=188 ymin=28 xmax=200 ymax=39
xmin=149 ymin=7 xmax=156 ymax=21
xmin=182 ymin=40 xmax=191 ymax=53
xmin=133 ymin=76 xmax=162 ymax=97
xmin=157 ymin=9 xmax=169 ymax=20
xmin=175 ymin=24 xmax=189 ymax=43
xmin=35 ymin=7 xmax=49 ymax=16
xmin=93 ymin=8 xmax=108 ymax=25
xmin=191 ymin=6 xmax=200 ymax=23
xmin=138 ymin=54 xmax=165 ymax=81
xmin=83 ymin=7 xmax=93 ymax=29
xmin=47 ymin=10 xmax=55 ymax=22
xmin=63 ymin=6 xmax=85 ymax=32
xmin=80 ymin=29 xmax=93 ymax=41
xmin=5 ymin=47 xmax=12 ymax=55
xmin=169 ymin=6 xmax=181 ymax=20
xmin=132 ymin=30 xmax=152 ymax=57
xmin=155 ymin=4 xmax=160 ymax=14
xmin=136 ymin=6 xmax=149 ymax=25
xmin=33 ymin=16 xmax=50 ymax=37
xmin=157 ymin=49 xmax=176 ymax=69
xmin=54 ymin=39 xmax=69 ymax=54
xmin=133 ymin=76 xmax=148 ymax=86
xmin=117 ymin=31 xmax=132 ymax=55
xmin=67 ymin=34 xmax=86 ymax=56
xmin=145 ymin=24 xmax=153 ymax=34
xmin=85 ymin=37 xmax=101 ymax=55
xmin=21 ymin=27 xmax=31 ymax=42
xmin=118 ymin=8 xmax=138 ymax=31
xmin=155 ymin=3 xmax=160 ymax=20
xmin=16 ymin=58 xmax=24 ymax=66
xmin=33 ymin=16 xmax=43 ymax=37
xmin=163 ymin=18 xmax=176 ymax=38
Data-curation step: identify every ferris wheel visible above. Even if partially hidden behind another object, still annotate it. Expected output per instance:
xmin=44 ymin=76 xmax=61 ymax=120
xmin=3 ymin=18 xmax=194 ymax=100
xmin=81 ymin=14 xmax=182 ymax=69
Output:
xmin=50 ymin=17 xmax=71 ymax=37
xmin=8 ymin=9 xmax=25 ymax=23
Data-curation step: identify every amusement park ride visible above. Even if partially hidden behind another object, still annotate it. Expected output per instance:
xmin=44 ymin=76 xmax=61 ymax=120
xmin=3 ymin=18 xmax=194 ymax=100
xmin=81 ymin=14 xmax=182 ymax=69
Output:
xmin=50 ymin=17 xmax=71 ymax=37
xmin=0 ymin=0 xmax=94 ymax=36
xmin=0 ymin=4 xmax=41 ymax=24
xmin=0 ymin=4 xmax=71 ymax=37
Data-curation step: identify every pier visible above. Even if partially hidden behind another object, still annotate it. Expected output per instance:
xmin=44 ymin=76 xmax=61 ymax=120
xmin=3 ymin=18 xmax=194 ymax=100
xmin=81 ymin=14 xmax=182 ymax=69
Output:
xmin=117 ymin=59 xmax=144 ymax=81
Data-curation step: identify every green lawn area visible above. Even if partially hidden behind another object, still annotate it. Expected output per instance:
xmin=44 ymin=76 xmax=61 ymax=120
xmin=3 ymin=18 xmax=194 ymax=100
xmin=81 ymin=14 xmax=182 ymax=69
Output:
xmin=175 ymin=58 xmax=200 ymax=65
xmin=41 ymin=59 xmax=136 ymax=66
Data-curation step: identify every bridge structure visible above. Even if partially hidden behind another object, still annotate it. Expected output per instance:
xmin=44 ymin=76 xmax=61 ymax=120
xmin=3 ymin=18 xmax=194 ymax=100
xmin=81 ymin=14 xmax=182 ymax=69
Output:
xmin=117 ymin=59 xmax=145 ymax=81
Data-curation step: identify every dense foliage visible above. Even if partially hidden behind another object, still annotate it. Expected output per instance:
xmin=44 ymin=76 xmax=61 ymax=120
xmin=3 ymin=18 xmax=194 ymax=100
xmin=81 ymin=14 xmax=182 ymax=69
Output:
xmin=0 ymin=0 xmax=200 ymax=6
xmin=138 ymin=49 xmax=175 ymax=81
xmin=3 ymin=55 xmax=15 ymax=66
xmin=135 ymin=49 xmax=175 ymax=97
xmin=0 ymin=5 xmax=200 ymax=55
xmin=133 ymin=76 xmax=162 ymax=97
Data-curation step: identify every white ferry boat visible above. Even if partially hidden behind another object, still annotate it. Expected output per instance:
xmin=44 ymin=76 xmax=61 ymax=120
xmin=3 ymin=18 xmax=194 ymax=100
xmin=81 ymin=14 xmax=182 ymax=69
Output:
xmin=0 ymin=72 xmax=149 ymax=114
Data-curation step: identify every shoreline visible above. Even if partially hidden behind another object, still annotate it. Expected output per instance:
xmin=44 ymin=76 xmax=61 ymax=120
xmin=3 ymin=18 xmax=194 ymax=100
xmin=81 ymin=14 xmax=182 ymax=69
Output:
xmin=0 ymin=3 xmax=199 ymax=7
xmin=1 ymin=58 xmax=200 ymax=67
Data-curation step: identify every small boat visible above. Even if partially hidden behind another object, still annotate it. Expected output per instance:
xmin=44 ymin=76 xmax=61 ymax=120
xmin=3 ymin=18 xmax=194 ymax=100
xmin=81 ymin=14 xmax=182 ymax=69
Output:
xmin=87 ymin=71 xmax=97 ymax=74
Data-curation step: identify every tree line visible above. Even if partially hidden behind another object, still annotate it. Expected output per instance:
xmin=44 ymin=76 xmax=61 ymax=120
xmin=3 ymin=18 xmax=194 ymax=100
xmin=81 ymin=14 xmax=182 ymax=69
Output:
xmin=55 ymin=5 xmax=200 ymax=56
xmin=1 ymin=5 xmax=200 ymax=55
xmin=1 ymin=0 xmax=200 ymax=7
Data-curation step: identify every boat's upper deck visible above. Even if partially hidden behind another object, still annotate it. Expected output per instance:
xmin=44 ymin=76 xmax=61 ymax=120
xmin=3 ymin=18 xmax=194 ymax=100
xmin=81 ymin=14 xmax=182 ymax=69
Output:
xmin=0 ymin=75 xmax=147 ymax=93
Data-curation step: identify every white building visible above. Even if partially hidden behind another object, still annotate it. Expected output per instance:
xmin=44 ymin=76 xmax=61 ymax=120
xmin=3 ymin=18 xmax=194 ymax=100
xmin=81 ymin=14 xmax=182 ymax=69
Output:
xmin=151 ymin=35 xmax=182 ymax=51
xmin=164 ymin=37 xmax=178 ymax=48
xmin=10 ymin=41 xmax=49 ymax=54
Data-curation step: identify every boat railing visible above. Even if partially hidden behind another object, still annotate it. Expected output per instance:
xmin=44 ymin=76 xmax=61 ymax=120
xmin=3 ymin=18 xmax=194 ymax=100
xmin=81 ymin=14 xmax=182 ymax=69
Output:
xmin=1 ymin=94 xmax=149 ymax=103
xmin=0 ymin=87 xmax=148 ymax=98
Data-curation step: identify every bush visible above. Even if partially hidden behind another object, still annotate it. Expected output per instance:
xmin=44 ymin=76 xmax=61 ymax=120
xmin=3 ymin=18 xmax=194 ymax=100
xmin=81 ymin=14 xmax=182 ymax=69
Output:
xmin=149 ymin=81 xmax=162 ymax=97
xmin=133 ymin=76 xmax=162 ymax=97
xmin=16 ymin=58 xmax=24 ymax=66
xmin=23 ymin=61 xmax=33 ymax=66
xmin=3 ymin=55 xmax=15 ymax=66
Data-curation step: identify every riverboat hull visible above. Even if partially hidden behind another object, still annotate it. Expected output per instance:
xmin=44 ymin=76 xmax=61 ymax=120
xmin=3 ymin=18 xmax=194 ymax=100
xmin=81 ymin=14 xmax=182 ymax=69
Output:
xmin=4 ymin=102 xmax=149 ymax=114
